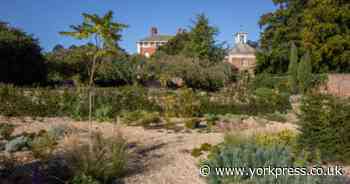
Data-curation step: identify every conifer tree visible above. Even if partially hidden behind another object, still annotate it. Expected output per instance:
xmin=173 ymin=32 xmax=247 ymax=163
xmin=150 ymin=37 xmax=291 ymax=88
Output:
xmin=297 ymin=52 xmax=313 ymax=94
xmin=288 ymin=43 xmax=299 ymax=94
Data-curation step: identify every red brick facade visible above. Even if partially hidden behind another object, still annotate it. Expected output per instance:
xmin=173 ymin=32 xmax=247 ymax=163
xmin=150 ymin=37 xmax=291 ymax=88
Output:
xmin=137 ymin=27 xmax=173 ymax=58
xmin=140 ymin=47 xmax=157 ymax=57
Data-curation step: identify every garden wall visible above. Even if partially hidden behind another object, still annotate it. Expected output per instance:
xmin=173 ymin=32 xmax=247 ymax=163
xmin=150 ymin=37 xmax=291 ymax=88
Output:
xmin=321 ymin=74 xmax=350 ymax=97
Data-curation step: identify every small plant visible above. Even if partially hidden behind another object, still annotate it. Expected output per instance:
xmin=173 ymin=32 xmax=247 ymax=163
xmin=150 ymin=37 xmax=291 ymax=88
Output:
xmin=191 ymin=148 xmax=202 ymax=157
xmin=139 ymin=112 xmax=161 ymax=128
xmin=70 ymin=174 xmax=101 ymax=184
xmin=120 ymin=110 xmax=145 ymax=125
xmin=185 ymin=118 xmax=201 ymax=129
xmin=191 ymin=143 xmax=213 ymax=158
xmin=0 ymin=123 xmax=15 ymax=140
xmin=5 ymin=136 xmax=31 ymax=152
xmin=262 ymin=111 xmax=287 ymax=122
xmin=203 ymin=133 xmax=345 ymax=184
xmin=204 ymin=114 xmax=218 ymax=131
xmin=47 ymin=125 xmax=69 ymax=139
xmin=254 ymin=129 xmax=297 ymax=148
xmin=30 ymin=132 xmax=58 ymax=160
xmin=200 ymin=143 xmax=212 ymax=152
xmin=95 ymin=105 xmax=113 ymax=122
xmin=65 ymin=132 xmax=128 ymax=183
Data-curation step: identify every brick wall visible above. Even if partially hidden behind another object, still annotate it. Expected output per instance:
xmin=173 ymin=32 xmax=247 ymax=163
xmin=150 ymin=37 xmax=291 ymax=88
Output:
xmin=321 ymin=74 xmax=350 ymax=97
xmin=140 ymin=47 xmax=157 ymax=57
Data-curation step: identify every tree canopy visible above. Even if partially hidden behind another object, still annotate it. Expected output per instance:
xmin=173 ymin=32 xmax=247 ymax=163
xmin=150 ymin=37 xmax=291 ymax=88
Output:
xmin=59 ymin=10 xmax=128 ymax=86
xmin=0 ymin=21 xmax=47 ymax=85
xmin=158 ymin=14 xmax=227 ymax=63
xmin=257 ymin=0 xmax=350 ymax=74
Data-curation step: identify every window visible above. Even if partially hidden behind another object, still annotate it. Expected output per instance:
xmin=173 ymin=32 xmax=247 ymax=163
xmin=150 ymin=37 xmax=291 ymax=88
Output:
xmin=242 ymin=60 xmax=249 ymax=67
xmin=240 ymin=35 xmax=245 ymax=43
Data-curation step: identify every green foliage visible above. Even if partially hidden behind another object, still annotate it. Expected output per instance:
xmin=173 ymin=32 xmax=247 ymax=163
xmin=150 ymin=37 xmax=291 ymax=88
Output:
xmin=0 ymin=123 xmax=15 ymax=140
xmin=262 ymin=112 xmax=287 ymax=122
xmin=95 ymin=60 xmax=138 ymax=86
xmin=298 ymin=94 xmax=350 ymax=163
xmin=297 ymin=52 xmax=313 ymax=93
xmin=249 ymin=73 xmax=289 ymax=92
xmin=257 ymin=0 xmax=350 ymax=73
xmin=253 ymin=88 xmax=291 ymax=114
xmin=0 ymin=85 xmax=159 ymax=120
xmin=46 ymin=44 xmax=96 ymax=83
xmin=95 ymin=105 xmax=113 ymax=122
xmin=191 ymin=143 xmax=213 ymax=157
xmin=288 ymin=43 xmax=299 ymax=94
xmin=30 ymin=132 xmax=58 ymax=160
xmin=139 ymin=112 xmax=161 ymax=128
xmin=162 ymin=88 xmax=201 ymax=117
xmin=5 ymin=136 xmax=31 ymax=152
xmin=60 ymin=10 xmax=128 ymax=87
xmin=66 ymin=133 xmax=128 ymax=183
xmin=191 ymin=148 xmax=203 ymax=157
xmin=200 ymin=143 xmax=213 ymax=152
xmin=185 ymin=118 xmax=201 ymax=129
xmin=203 ymin=133 xmax=345 ymax=184
xmin=158 ymin=31 xmax=191 ymax=55
xmin=254 ymin=130 xmax=297 ymax=148
xmin=0 ymin=21 xmax=47 ymax=85
xmin=142 ymin=54 xmax=236 ymax=91
xmin=157 ymin=14 xmax=227 ymax=63
xmin=70 ymin=174 xmax=101 ymax=184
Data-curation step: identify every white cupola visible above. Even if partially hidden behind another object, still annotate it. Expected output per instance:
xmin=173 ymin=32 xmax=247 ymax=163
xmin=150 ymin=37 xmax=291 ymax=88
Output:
xmin=234 ymin=32 xmax=248 ymax=44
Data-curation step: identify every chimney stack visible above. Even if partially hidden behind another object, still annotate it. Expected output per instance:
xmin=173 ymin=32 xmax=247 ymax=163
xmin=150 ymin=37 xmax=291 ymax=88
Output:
xmin=150 ymin=27 xmax=158 ymax=37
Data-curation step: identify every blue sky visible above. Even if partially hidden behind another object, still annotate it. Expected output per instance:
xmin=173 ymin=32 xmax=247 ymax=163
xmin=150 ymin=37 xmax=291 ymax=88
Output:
xmin=1 ymin=0 xmax=276 ymax=54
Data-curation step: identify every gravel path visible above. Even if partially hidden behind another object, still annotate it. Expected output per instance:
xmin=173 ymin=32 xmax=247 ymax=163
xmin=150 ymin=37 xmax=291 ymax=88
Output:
xmin=6 ymin=116 xmax=345 ymax=184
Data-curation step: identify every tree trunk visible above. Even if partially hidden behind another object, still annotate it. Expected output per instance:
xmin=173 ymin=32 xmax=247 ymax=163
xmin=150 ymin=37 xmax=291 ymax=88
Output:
xmin=88 ymin=54 xmax=98 ymax=152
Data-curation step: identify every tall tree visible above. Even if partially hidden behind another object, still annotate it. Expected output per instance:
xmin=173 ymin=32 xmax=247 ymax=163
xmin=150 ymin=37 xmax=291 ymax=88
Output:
xmin=184 ymin=13 xmax=226 ymax=63
xmin=298 ymin=52 xmax=313 ymax=94
xmin=0 ymin=21 xmax=47 ymax=85
xmin=302 ymin=0 xmax=350 ymax=72
xmin=257 ymin=0 xmax=350 ymax=73
xmin=60 ymin=10 xmax=128 ymax=145
xmin=158 ymin=30 xmax=190 ymax=55
xmin=157 ymin=14 xmax=227 ymax=63
xmin=288 ymin=43 xmax=299 ymax=93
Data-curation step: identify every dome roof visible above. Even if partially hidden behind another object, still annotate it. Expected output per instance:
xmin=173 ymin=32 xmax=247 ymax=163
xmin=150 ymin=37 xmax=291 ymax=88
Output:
xmin=229 ymin=43 xmax=256 ymax=55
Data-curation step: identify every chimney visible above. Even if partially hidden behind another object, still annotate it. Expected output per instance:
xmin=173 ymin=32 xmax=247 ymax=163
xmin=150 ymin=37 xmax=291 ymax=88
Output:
xmin=150 ymin=27 xmax=158 ymax=37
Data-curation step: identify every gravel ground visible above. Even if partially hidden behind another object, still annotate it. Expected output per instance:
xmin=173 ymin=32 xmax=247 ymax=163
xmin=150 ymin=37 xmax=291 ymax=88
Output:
xmin=1 ymin=116 xmax=348 ymax=184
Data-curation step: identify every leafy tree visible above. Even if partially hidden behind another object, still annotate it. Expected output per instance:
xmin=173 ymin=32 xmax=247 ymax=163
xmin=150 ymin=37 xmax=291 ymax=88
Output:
xmin=297 ymin=52 xmax=313 ymax=93
xmin=158 ymin=30 xmax=190 ymax=55
xmin=52 ymin=44 xmax=65 ymax=52
xmin=288 ymin=43 xmax=299 ymax=93
xmin=257 ymin=0 xmax=350 ymax=73
xmin=0 ymin=21 xmax=47 ymax=85
xmin=157 ymin=14 xmax=227 ymax=63
xmin=302 ymin=0 xmax=350 ymax=72
xmin=46 ymin=44 xmax=95 ymax=83
xmin=141 ymin=54 xmax=236 ymax=91
xmin=184 ymin=14 xmax=227 ymax=63
xmin=60 ymin=10 xmax=128 ymax=144
xmin=95 ymin=60 xmax=138 ymax=86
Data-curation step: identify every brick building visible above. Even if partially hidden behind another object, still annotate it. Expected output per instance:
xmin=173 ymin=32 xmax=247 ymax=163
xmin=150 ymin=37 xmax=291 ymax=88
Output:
xmin=226 ymin=32 xmax=256 ymax=73
xmin=136 ymin=27 xmax=173 ymax=58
